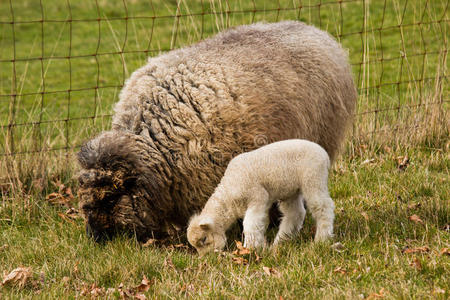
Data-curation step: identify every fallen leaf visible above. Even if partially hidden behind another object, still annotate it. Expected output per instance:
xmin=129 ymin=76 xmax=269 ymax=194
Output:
xmin=232 ymin=257 xmax=248 ymax=265
xmin=409 ymin=215 xmax=424 ymax=224
xmin=440 ymin=248 xmax=450 ymax=256
xmin=2 ymin=267 xmax=32 ymax=288
xmin=262 ymin=266 xmax=281 ymax=277
xmin=135 ymin=294 xmax=147 ymax=300
xmin=361 ymin=212 xmax=369 ymax=221
xmin=58 ymin=212 xmax=75 ymax=224
xmin=0 ymin=244 xmax=8 ymax=251
xmin=366 ymin=288 xmax=386 ymax=299
xmin=409 ymin=257 xmax=422 ymax=270
xmin=331 ymin=242 xmax=345 ymax=252
xmin=333 ymin=266 xmax=347 ymax=275
xmin=65 ymin=207 xmax=81 ymax=220
xmin=135 ymin=275 xmax=151 ymax=293
xmin=117 ymin=283 xmax=134 ymax=299
xmin=402 ymin=246 xmax=430 ymax=254
xmin=46 ymin=192 xmax=71 ymax=207
xmin=397 ymin=156 xmax=410 ymax=171
xmin=232 ymin=241 xmax=251 ymax=256
xmin=142 ymin=239 xmax=158 ymax=247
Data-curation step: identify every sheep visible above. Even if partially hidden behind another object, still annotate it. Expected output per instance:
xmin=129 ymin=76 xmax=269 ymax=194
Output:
xmin=77 ymin=21 xmax=357 ymax=242
xmin=187 ymin=139 xmax=334 ymax=255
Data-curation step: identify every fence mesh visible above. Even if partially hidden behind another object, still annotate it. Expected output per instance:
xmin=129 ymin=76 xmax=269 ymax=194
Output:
xmin=0 ymin=0 xmax=448 ymax=162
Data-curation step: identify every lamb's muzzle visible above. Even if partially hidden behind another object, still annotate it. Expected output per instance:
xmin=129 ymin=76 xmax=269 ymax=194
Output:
xmin=187 ymin=139 xmax=335 ymax=254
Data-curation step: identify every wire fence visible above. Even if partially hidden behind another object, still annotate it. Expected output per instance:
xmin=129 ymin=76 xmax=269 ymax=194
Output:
xmin=0 ymin=0 xmax=448 ymax=160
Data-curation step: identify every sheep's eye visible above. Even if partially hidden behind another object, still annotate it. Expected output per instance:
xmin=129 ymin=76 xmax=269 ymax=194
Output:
xmin=199 ymin=236 xmax=207 ymax=245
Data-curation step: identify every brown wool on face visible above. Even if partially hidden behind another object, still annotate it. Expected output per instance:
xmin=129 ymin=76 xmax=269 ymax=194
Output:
xmin=77 ymin=21 xmax=357 ymax=241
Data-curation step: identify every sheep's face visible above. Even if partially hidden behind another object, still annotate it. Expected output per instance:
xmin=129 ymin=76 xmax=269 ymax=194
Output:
xmin=187 ymin=215 xmax=227 ymax=255
xmin=77 ymin=131 xmax=167 ymax=243
xmin=77 ymin=169 xmax=150 ymax=242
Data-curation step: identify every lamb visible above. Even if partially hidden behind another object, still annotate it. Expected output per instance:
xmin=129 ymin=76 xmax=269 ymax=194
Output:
xmin=77 ymin=21 xmax=356 ymax=242
xmin=187 ymin=139 xmax=334 ymax=255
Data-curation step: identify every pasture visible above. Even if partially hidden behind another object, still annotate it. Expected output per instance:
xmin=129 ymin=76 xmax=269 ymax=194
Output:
xmin=0 ymin=0 xmax=448 ymax=298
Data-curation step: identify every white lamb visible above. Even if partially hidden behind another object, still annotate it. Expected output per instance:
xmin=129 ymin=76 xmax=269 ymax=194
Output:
xmin=187 ymin=139 xmax=335 ymax=255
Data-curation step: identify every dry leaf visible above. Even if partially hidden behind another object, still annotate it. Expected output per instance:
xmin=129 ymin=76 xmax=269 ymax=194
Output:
xmin=135 ymin=294 xmax=147 ymax=300
xmin=232 ymin=257 xmax=248 ymax=265
xmin=232 ymin=241 xmax=251 ymax=256
xmin=333 ymin=266 xmax=347 ymax=275
xmin=361 ymin=212 xmax=369 ymax=221
xmin=142 ymin=239 xmax=158 ymax=247
xmin=61 ymin=276 xmax=70 ymax=286
xmin=135 ymin=275 xmax=151 ymax=293
xmin=0 ymin=244 xmax=8 ymax=251
xmin=2 ymin=267 xmax=32 ymax=288
xmin=397 ymin=156 xmax=410 ymax=170
xmin=66 ymin=207 xmax=80 ymax=217
xmin=262 ymin=266 xmax=281 ymax=277
xmin=409 ymin=215 xmax=424 ymax=224
xmin=58 ymin=212 xmax=75 ymax=224
xmin=402 ymin=246 xmax=430 ymax=254
xmin=440 ymin=248 xmax=450 ymax=256
xmin=46 ymin=192 xmax=73 ymax=207
xmin=117 ymin=283 xmax=134 ymax=299
xmin=366 ymin=288 xmax=386 ymax=299
xmin=410 ymin=257 xmax=422 ymax=270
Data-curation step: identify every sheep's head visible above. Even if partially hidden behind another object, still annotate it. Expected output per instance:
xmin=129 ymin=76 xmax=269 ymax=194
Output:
xmin=187 ymin=215 xmax=227 ymax=255
xmin=77 ymin=130 xmax=169 ymax=242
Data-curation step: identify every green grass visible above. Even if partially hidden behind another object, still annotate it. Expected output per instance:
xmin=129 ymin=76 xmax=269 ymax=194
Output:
xmin=0 ymin=0 xmax=449 ymax=298
xmin=0 ymin=144 xmax=448 ymax=298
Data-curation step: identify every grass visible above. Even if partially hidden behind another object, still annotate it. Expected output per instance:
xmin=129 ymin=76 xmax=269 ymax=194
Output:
xmin=0 ymin=143 xmax=448 ymax=298
xmin=0 ymin=0 xmax=449 ymax=298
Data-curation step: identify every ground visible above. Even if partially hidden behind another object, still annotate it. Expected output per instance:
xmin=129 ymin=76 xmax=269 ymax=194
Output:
xmin=0 ymin=0 xmax=448 ymax=298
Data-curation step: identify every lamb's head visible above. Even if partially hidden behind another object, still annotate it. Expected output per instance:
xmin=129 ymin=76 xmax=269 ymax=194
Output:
xmin=187 ymin=215 xmax=227 ymax=255
xmin=77 ymin=130 xmax=169 ymax=242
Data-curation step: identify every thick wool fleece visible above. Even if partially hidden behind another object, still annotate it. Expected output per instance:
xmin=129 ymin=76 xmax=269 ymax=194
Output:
xmin=77 ymin=21 xmax=357 ymax=242
xmin=187 ymin=139 xmax=334 ymax=254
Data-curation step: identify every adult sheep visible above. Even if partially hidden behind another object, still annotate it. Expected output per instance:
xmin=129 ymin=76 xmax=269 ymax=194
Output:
xmin=77 ymin=21 xmax=357 ymax=242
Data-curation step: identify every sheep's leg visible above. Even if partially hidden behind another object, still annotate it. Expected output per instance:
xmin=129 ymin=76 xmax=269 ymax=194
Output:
xmin=304 ymin=187 xmax=335 ymax=242
xmin=243 ymin=188 xmax=271 ymax=249
xmin=273 ymin=194 xmax=306 ymax=246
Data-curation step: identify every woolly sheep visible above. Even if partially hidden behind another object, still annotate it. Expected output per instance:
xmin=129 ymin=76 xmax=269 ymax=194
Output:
xmin=187 ymin=139 xmax=334 ymax=255
xmin=77 ymin=21 xmax=356 ymax=242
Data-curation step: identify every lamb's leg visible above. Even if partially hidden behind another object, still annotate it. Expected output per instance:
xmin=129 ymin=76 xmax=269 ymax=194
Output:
xmin=304 ymin=187 xmax=335 ymax=242
xmin=243 ymin=188 xmax=271 ymax=249
xmin=273 ymin=194 xmax=306 ymax=246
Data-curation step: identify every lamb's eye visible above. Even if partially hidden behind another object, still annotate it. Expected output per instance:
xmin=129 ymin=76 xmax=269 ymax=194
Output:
xmin=200 ymin=236 xmax=207 ymax=245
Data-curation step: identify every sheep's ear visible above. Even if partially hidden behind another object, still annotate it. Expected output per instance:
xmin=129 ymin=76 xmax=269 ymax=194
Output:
xmin=199 ymin=223 xmax=210 ymax=230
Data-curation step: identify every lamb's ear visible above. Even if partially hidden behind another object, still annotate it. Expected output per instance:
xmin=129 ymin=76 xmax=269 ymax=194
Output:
xmin=198 ymin=217 xmax=213 ymax=230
